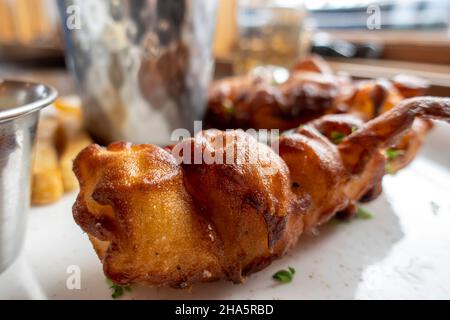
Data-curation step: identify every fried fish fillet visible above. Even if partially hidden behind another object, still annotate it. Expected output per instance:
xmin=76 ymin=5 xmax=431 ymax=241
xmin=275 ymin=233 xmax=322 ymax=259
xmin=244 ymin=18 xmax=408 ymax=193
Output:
xmin=73 ymin=97 xmax=450 ymax=287
xmin=74 ymin=132 xmax=308 ymax=286
xmin=343 ymin=79 xmax=434 ymax=174
xmin=206 ymin=56 xmax=349 ymax=130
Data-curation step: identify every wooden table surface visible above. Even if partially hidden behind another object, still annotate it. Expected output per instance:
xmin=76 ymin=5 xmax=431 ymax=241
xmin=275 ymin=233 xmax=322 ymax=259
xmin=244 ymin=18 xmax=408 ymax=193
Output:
xmin=215 ymin=57 xmax=450 ymax=97
xmin=2 ymin=57 xmax=450 ymax=97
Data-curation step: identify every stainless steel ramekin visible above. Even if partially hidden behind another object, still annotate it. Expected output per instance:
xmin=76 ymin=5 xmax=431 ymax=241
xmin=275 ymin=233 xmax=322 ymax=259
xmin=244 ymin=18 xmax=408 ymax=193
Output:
xmin=0 ymin=80 xmax=57 ymax=273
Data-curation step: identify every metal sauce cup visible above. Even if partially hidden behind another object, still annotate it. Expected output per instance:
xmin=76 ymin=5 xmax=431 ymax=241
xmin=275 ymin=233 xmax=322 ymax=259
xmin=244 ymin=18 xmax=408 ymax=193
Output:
xmin=0 ymin=80 xmax=57 ymax=273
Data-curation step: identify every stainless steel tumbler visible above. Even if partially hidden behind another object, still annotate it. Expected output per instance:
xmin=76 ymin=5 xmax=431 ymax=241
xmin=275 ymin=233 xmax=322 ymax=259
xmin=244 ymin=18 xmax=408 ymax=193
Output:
xmin=59 ymin=0 xmax=218 ymax=145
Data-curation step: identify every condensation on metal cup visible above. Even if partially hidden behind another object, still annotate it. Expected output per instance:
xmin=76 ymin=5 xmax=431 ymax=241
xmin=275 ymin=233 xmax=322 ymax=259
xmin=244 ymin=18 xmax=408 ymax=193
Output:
xmin=59 ymin=0 xmax=218 ymax=145
xmin=0 ymin=80 xmax=57 ymax=273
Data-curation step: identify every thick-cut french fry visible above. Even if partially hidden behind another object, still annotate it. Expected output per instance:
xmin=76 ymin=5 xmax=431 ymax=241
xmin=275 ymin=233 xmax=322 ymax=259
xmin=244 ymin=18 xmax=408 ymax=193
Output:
xmin=53 ymin=97 xmax=84 ymax=153
xmin=60 ymin=132 xmax=92 ymax=192
xmin=31 ymin=117 xmax=64 ymax=205
xmin=31 ymin=96 xmax=92 ymax=205
xmin=54 ymin=97 xmax=93 ymax=192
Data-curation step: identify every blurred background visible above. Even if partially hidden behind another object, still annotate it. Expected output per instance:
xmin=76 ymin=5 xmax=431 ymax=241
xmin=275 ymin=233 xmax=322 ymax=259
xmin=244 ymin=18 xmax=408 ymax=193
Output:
xmin=1 ymin=0 xmax=450 ymax=95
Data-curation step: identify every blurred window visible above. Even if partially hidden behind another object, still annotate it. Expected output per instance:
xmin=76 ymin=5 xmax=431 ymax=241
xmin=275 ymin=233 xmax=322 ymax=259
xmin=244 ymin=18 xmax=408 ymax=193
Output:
xmin=307 ymin=0 xmax=450 ymax=29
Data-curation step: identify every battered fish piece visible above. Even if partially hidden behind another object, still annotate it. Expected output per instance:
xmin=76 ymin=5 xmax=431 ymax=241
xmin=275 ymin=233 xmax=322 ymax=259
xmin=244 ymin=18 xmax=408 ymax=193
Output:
xmin=344 ymin=79 xmax=433 ymax=174
xmin=74 ymin=132 xmax=308 ymax=286
xmin=73 ymin=97 xmax=450 ymax=287
xmin=176 ymin=130 xmax=308 ymax=282
xmin=207 ymin=59 xmax=432 ymax=176
xmin=206 ymin=56 xmax=345 ymax=130
xmin=73 ymin=142 xmax=223 ymax=287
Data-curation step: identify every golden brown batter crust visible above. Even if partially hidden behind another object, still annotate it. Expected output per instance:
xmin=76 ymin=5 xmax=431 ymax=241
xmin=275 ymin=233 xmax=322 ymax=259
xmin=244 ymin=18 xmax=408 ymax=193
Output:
xmin=73 ymin=97 xmax=450 ymax=288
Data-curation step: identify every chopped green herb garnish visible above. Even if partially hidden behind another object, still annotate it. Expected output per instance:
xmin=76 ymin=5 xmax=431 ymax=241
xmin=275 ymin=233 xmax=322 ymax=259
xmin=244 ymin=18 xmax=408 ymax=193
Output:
xmin=222 ymin=99 xmax=235 ymax=117
xmin=430 ymin=201 xmax=440 ymax=215
xmin=351 ymin=127 xmax=358 ymax=133
xmin=386 ymin=148 xmax=404 ymax=161
xmin=330 ymin=131 xmax=346 ymax=144
xmin=273 ymin=268 xmax=296 ymax=283
xmin=106 ymin=278 xmax=132 ymax=299
xmin=385 ymin=149 xmax=404 ymax=174
xmin=385 ymin=163 xmax=396 ymax=175
xmin=288 ymin=266 xmax=296 ymax=275
xmin=356 ymin=207 xmax=373 ymax=220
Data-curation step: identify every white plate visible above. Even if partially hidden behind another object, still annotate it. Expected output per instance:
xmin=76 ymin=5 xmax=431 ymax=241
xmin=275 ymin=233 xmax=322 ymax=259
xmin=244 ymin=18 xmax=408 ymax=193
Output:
xmin=1 ymin=123 xmax=450 ymax=300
